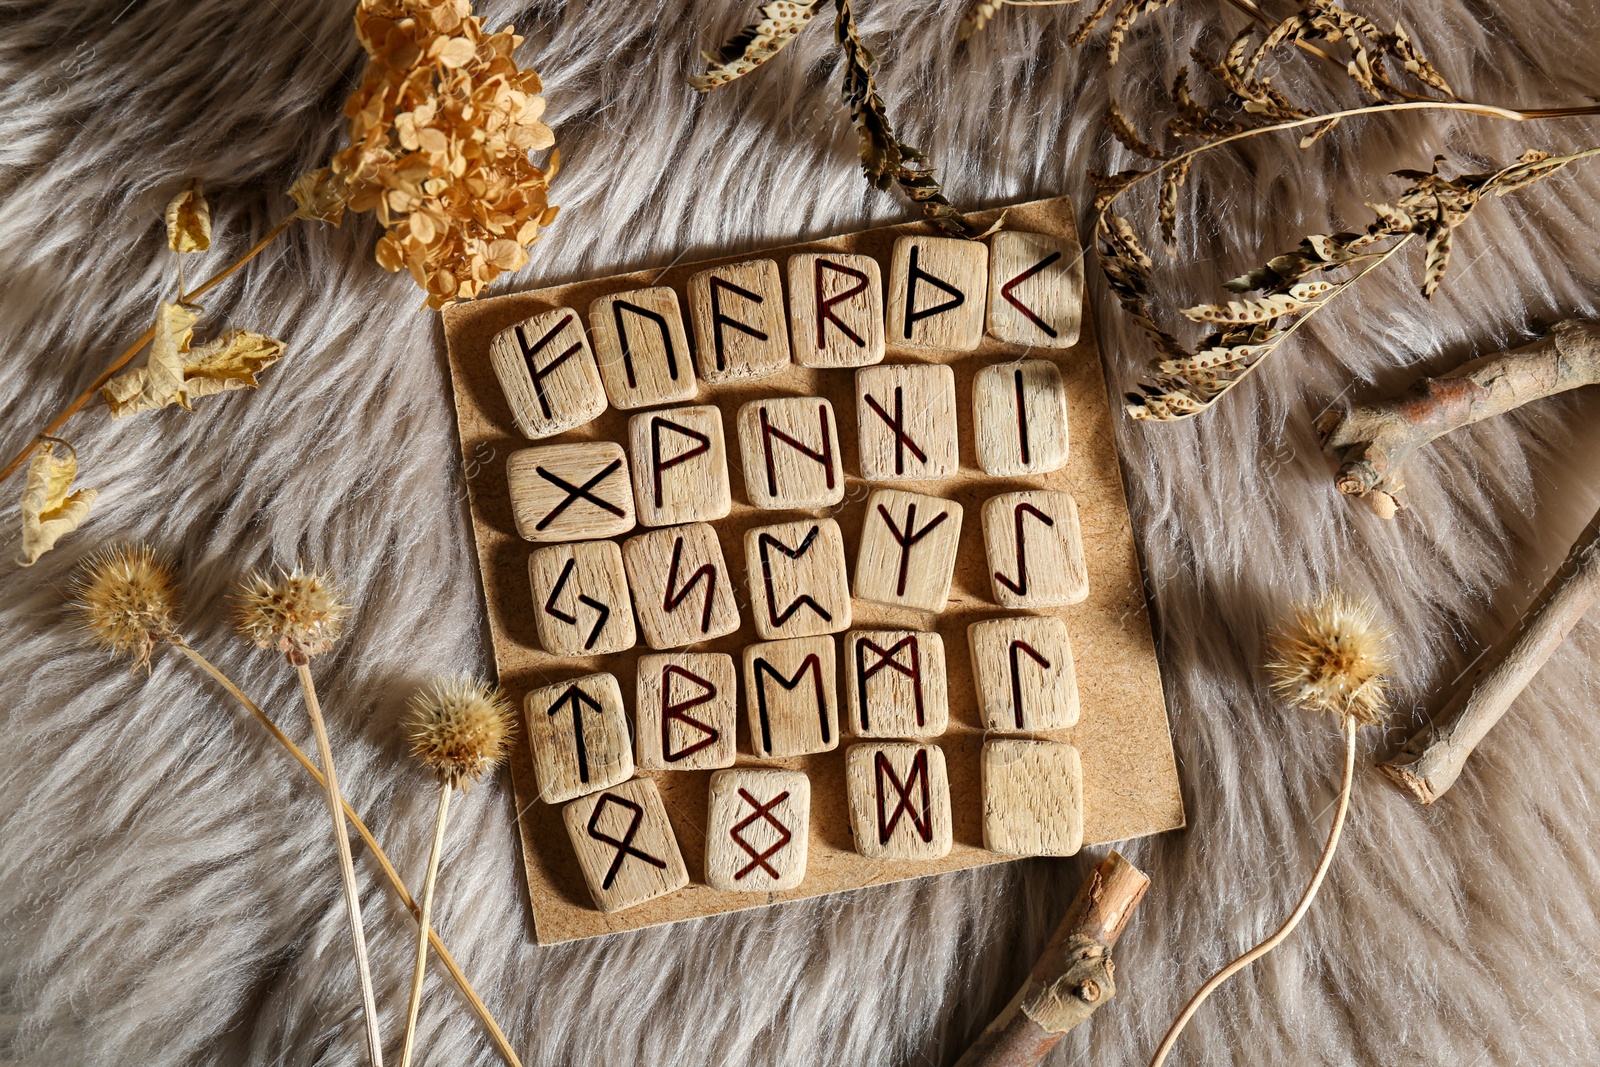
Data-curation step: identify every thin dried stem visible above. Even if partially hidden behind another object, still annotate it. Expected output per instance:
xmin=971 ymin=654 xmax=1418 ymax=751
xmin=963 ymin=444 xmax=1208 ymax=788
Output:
xmin=400 ymin=782 xmax=453 ymax=1067
xmin=296 ymin=660 xmax=385 ymax=1067
xmin=0 ymin=214 xmax=296 ymax=485
xmin=1148 ymin=716 xmax=1357 ymax=1067
xmin=169 ymin=640 xmax=525 ymax=1067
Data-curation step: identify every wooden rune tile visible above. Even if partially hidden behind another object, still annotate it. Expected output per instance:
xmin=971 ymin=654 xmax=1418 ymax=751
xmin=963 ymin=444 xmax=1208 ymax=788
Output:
xmin=525 ymin=672 xmax=634 ymax=804
xmin=742 ymin=635 xmax=840 ymax=758
xmin=845 ymin=742 xmax=952 ymax=861
xmin=622 ymin=523 xmax=742 ymax=649
xmin=527 ymin=540 xmax=636 ymax=657
xmin=853 ymin=489 xmax=964 ymax=613
xmin=854 ymin=363 xmax=958 ymax=481
xmin=735 ymin=396 xmax=844 ymax=510
xmin=972 ymin=360 xmax=1070 ymax=477
xmin=563 ymin=777 xmax=688 ymax=913
xmin=688 ymin=259 xmax=791 ymax=383
xmin=981 ymin=489 xmax=1089 ymax=608
xmin=982 ymin=738 xmax=1084 ymax=857
xmin=744 ymin=517 xmax=852 ymax=641
xmin=589 ymin=286 xmax=697 ymax=410
xmin=966 ymin=615 xmax=1079 ymax=731
xmin=506 ymin=441 xmax=635 ymax=543
xmin=634 ymin=652 xmax=738 ymax=771
xmin=786 ymin=252 xmax=885 ymax=369
xmin=843 ymin=630 xmax=949 ymax=739
xmin=985 ymin=230 xmax=1084 ymax=349
xmin=705 ymin=769 xmax=811 ymax=892
xmin=885 ymin=235 xmax=988 ymax=351
xmin=626 ymin=405 xmax=732 ymax=527
xmin=489 ymin=308 xmax=608 ymax=440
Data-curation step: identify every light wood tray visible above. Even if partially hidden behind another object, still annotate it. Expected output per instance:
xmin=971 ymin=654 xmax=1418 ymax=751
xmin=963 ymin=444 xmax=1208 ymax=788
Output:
xmin=441 ymin=195 xmax=1183 ymax=944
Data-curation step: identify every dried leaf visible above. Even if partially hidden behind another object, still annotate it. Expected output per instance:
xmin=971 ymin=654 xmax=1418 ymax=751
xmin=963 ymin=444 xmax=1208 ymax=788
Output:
xmin=1181 ymin=282 xmax=1330 ymax=324
xmin=1107 ymin=0 xmax=1178 ymax=66
xmin=165 ymin=179 xmax=211 ymax=254
xmin=690 ymin=1 xmax=827 ymax=91
xmin=1068 ymin=0 xmax=1119 ymax=48
xmin=1158 ymin=158 xmax=1190 ymax=254
xmin=288 ymin=168 xmax=349 ymax=225
xmin=18 ymin=440 xmax=96 ymax=566
xmin=1107 ymin=103 xmax=1165 ymax=159
xmin=1420 ymin=225 xmax=1452 ymax=297
xmin=103 ymin=302 xmax=285 ymax=416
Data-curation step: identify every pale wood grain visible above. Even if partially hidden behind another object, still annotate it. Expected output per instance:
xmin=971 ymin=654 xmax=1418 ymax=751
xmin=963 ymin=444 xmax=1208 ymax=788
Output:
xmin=527 ymin=540 xmax=636 ymax=657
xmin=972 ymin=360 xmax=1070 ymax=477
xmin=488 ymin=308 xmax=609 ymax=440
xmin=981 ymin=739 xmax=1083 ymax=857
xmin=626 ymin=404 xmax=732 ymax=527
xmin=688 ymin=258 xmax=791 ymax=382
xmin=786 ymin=252 xmax=885 ymax=368
xmin=589 ymin=286 xmax=697 ymax=410
xmin=854 ymin=362 xmax=958 ymax=481
xmin=981 ymin=490 xmax=1089 ymax=608
xmin=985 ymin=230 xmax=1083 ymax=349
xmin=705 ymin=769 xmax=811 ymax=892
xmin=744 ymin=517 xmax=852 ymax=641
xmin=853 ymin=488 xmax=964 ymax=612
xmin=735 ymin=395 xmax=845 ymax=509
xmin=622 ymin=522 xmax=743 ymax=649
xmin=506 ymin=441 xmax=635 ymax=543
xmin=886 ymin=235 xmax=988 ymax=351
xmin=967 ymin=616 xmax=1079 ymax=731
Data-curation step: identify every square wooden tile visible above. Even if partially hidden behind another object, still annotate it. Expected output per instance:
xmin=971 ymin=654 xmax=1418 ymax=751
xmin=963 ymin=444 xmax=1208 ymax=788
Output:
xmin=705 ymin=769 xmax=811 ymax=892
xmin=527 ymin=540 xmax=636 ymax=657
xmin=885 ymin=235 xmax=988 ymax=351
xmin=966 ymin=615 xmax=1079 ymax=731
xmin=489 ymin=308 xmax=608 ymax=440
xmin=854 ymin=363 xmax=958 ymax=481
xmin=506 ymin=441 xmax=635 ymax=543
xmin=742 ymin=635 xmax=839 ymax=758
xmin=844 ymin=630 xmax=949 ymax=739
xmin=981 ymin=739 xmax=1083 ymax=857
xmin=635 ymin=652 xmax=738 ymax=771
xmin=972 ymin=360 xmax=1070 ymax=477
xmin=985 ymin=230 xmax=1084 ymax=348
xmin=622 ymin=523 xmax=742 ymax=649
xmin=845 ymin=742 xmax=952 ymax=861
xmin=744 ymin=517 xmax=852 ymax=641
xmin=786 ymin=252 xmax=885 ymax=368
xmin=853 ymin=488 xmax=964 ymax=612
xmin=735 ymin=396 xmax=844 ymax=509
xmin=688 ymin=259 xmax=790 ymax=382
xmin=981 ymin=489 xmax=1088 ymax=608
xmin=563 ymin=777 xmax=688 ymax=913
xmin=626 ymin=405 xmax=732 ymax=527
xmin=525 ymin=672 xmax=634 ymax=804
xmin=589 ymin=286 xmax=696 ymax=410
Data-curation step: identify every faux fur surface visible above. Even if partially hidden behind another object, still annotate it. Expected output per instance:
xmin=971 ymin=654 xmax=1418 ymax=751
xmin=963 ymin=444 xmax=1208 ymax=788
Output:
xmin=2 ymin=1 xmax=1599 ymax=1064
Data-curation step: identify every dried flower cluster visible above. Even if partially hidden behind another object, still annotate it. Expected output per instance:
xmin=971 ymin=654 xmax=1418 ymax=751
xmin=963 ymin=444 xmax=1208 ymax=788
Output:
xmin=73 ymin=544 xmax=180 ymax=671
xmin=1265 ymin=589 xmax=1393 ymax=728
xmin=333 ymin=0 xmax=559 ymax=309
xmin=404 ymin=674 xmax=514 ymax=788
xmin=234 ymin=565 xmax=350 ymax=662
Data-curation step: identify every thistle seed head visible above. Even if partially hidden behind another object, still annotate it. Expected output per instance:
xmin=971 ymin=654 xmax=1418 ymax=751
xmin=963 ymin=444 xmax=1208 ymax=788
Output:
xmin=1265 ymin=590 xmax=1394 ymax=729
xmin=234 ymin=565 xmax=348 ymax=662
xmin=403 ymin=674 xmax=515 ymax=789
xmin=73 ymin=544 xmax=180 ymax=672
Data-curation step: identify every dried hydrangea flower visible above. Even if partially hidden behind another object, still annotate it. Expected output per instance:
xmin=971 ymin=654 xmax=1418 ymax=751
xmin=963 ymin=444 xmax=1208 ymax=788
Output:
xmin=72 ymin=544 xmax=180 ymax=671
xmin=333 ymin=0 xmax=559 ymax=309
xmin=234 ymin=565 xmax=349 ymax=663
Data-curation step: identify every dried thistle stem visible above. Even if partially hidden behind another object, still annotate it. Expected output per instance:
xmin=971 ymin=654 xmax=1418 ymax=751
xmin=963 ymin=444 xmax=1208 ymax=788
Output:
xmin=399 ymin=781 xmax=453 ymax=1067
xmin=170 ymin=640 xmax=524 ymax=1067
xmin=296 ymin=660 xmax=385 ymax=1067
xmin=1148 ymin=716 xmax=1357 ymax=1067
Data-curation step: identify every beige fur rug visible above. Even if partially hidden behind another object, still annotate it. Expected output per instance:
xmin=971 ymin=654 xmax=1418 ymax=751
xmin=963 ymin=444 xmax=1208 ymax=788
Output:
xmin=2 ymin=1 xmax=1598 ymax=1064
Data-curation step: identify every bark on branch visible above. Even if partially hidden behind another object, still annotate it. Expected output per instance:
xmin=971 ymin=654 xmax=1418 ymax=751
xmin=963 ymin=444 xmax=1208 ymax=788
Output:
xmin=952 ymin=852 xmax=1150 ymax=1067
xmin=1317 ymin=320 xmax=1600 ymax=518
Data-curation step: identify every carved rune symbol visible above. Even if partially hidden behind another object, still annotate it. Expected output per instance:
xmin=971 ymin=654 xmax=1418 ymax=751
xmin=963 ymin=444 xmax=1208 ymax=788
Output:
xmin=752 ymin=654 xmax=829 ymax=755
xmin=586 ymin=792 xmax=666 ymax=890
xmin=758 ymin=525 xmax=831 ymax=628
xmin=1000 ymin=250 xmax=1064 ymax=338
xmin=901 ymin=244 xmax=964 ymax=338
xmin=814 ymin=257 xmax=869 ymax=348
xmin=659 ymin=664 xmax=719 ymax=763
xmin=543 ymin=557 xmax=610 ymax=651
xmin=875 ymin=749 xmax=933 ymax=845
xmin=533 ymin=460 xmax=625 ymax=530
xmin=993 ymin=502 xmax=1055 ymax=596
xmin=1013 ymin=368 xmax=1032 ymax=464
xmin=708 ymin=276 xmax=768 ymax=370
xmin=1009 ymin=640 xmax=1052 ymax=729
xmin=862 ymin=385 xmax=927 ymax=475
xmin=663 ymin=535 xmax=719 ymax=633
xmin=612 ymin=299 xmax=680 ymax=387
xmin=513 ymin=313 xmax=581 ymax=419
xmin=758 ymin=404 xmax=835 ymax=497
xmin=855 ymin=635 xmax=923 ymax=731
xmin=649 ymin=416 xmax=710 ymax=508
xmin=876 ymin=501 xmax=949 ymax=597
xmin=547 ymin=683 xmax=605 ymax=783
xmin=730 ymin=788 xmax=793 ymax=880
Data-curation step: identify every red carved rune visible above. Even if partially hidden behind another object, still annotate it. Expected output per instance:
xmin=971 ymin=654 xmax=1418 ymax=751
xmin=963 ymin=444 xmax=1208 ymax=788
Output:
xmin=512 ymin=313 xmax=581 ymax=419
xmin=862 ymin=385 xmax=928 ymax=475
xmin=730 ymin=788 xmax=793 ymax=880
xmin=993 ymin=502 xmax=1055 ymax=596
xmin=901 ymin=244 xmax=964 ymax=339
xmin=999 ymin=250 xmax=1063 ymax=337
xmin=663 ymin=535 xmax=719 ymax=633
xmin=649 ymin=416 xmax=711 ymax=508
xmin=758 ymin=404 xmax=835 ymax=497
xmin=876 ymin=500 xmax=949 ymax=596
xmin=758 ymin=525 xmax=831 ymax=627
xmin=1009 ymin=640 xmax=1052 ymax=729
xmin=708 ymin=276 xmax=768 ymax=370
xmin=855 ymin=635 xmax=923 ymax=730
xmin=875 ymin=749 xmax=933 ymax=845
xmin=586 ymin=792 xmax=666 ymax=890
xmin=751 ymin=653 xmax=829 ymax=755
xmin=660 ymin=664 xmax=719 ymax=763
xmin=813 ymin=258 xmax=869 ymax=349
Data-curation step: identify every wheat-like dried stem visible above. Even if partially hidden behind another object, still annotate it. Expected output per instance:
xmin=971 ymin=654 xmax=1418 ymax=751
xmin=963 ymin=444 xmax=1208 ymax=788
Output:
xmin=399 ymin=782 xmax=453 ymax=1067
xmin=296 ymin=660 xmax=385 ymax=1067
xmin=1148 ymin=716 xmax=1357 ymax=1067
xmin=169 ymin=640 xmax=524 ymax=1067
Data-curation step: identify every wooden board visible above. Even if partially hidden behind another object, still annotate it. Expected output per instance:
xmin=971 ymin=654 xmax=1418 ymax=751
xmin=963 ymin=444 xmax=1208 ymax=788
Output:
xmin=441 ymin=195 xmax=1183 ymax=944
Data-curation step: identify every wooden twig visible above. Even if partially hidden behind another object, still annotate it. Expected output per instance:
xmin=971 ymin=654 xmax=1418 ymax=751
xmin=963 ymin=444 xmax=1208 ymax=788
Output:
xmin=952 ymin=852 xmax=1150 ymax=1067
xmin=400 ymin=782 xmax=453 ymax=1067
xmin=1381 ymin=503 xmax=1600 ymax=802
xmin=1318 ymin=320 xmax=1600 ymax=517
